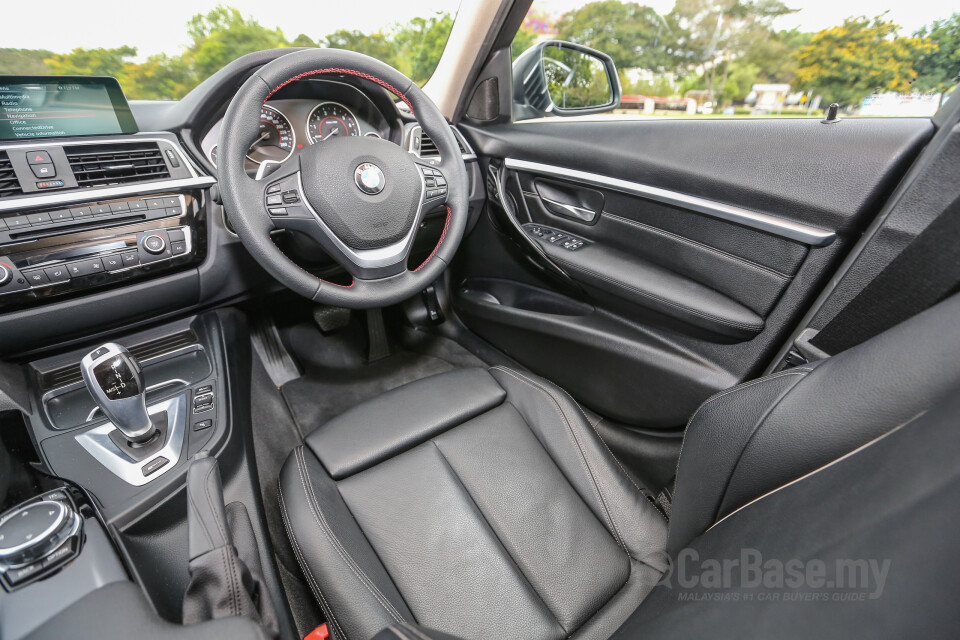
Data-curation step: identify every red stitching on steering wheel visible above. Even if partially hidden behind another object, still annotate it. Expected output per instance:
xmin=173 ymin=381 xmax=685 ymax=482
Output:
xmin=413 ymin=206 xmax=451 ymax=272
xmin=265 ymin=68 xmax=414 ymax=115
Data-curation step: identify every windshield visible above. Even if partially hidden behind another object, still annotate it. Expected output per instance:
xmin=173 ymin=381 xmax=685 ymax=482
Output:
xmin=0 ymin=1 xmax=460 ymax=100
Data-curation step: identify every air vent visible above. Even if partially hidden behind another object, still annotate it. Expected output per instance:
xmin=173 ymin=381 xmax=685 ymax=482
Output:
xmin=0 ymin=151 xmax=23 ymax=198
xmin=65 ymin=142 xmax=170 ymax=188
xmin=38 ymin=329 xmax=198 ymax=390
xmin=417 ymin=128 xmax=468 ymax=159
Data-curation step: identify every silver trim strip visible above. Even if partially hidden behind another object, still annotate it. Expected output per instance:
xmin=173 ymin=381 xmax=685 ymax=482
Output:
xmin=75 ymin=394 xmax=187 ymax=486
xmin=504 ymin=158 xmax=836 ymax=246
xmin=406 ymin=124 xmax=478 ymax=161
xmin=0 ymin=135 xmax=215 ymax=213
xmin=0 ymin=176 xmax=215 ymax=213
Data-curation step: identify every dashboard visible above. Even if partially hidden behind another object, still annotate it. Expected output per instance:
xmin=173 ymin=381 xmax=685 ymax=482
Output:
xmin=198 ymin=81 xmax=395 ymax=178
xmin=0 ymin=54 xmax=481 ymax=356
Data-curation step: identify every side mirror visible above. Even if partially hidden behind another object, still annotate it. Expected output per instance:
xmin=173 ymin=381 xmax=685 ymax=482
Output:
xmin=513 ymin=41 xmax=620 ymax=119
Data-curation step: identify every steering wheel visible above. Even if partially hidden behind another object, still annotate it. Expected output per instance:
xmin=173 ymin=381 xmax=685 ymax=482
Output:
xmin=218 ymin=49 xmax=468 ymax=308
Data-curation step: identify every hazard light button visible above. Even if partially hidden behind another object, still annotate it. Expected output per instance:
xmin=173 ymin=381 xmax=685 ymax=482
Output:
xmin=26 ymin=150 xmax=52 ymax=165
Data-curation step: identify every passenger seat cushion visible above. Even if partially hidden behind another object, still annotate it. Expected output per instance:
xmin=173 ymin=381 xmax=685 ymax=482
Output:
xmin=281 ymin=367 xmax=669 ymax=640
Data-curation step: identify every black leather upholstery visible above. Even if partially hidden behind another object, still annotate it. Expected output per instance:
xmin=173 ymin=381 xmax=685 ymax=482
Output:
xmin=282 ymin=293 xmax=960 ymax=639
xmin=280 ymin=366 xmax=668 ymax=640
xmin=668 ymin=292 xmax=960 ymax=555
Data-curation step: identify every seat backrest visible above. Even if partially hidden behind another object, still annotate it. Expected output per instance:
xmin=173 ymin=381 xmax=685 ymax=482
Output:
xmin=667 ymin=292 xmax=960 ymax=555
xmin=614 ymin=389 xmax=960 ymax=639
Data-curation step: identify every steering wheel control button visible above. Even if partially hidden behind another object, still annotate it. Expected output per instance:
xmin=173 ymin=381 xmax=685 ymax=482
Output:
xmin=266 ymin=184 xmax=282 ymax=194
xmin=193 ymin=418 xmax=213 ymax=432
xmin=269 ymin=207 xmax=287 ymax=216
xmin=266 ymin=194 xmax=283 ymax=206
xmin=142 ymin=234 xmax=166 ymax=254
xmin=355 ymin=163 xmax=385 ymax=195
xmin=282 ymin=190 xmax=299 ymax=204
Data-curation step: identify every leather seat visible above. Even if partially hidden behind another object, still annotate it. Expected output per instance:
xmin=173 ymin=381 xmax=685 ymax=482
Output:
xmin=281 ymin=294 xmax=960 ymax=640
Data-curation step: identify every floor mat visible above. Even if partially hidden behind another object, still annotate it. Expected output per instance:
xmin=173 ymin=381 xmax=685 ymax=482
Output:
xmin=278 ymin=318 xmax=483 ymax=438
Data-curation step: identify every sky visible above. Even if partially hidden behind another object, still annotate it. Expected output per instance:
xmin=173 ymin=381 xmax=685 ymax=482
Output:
xmin=3 ymin=0 xmax=955 ymax=60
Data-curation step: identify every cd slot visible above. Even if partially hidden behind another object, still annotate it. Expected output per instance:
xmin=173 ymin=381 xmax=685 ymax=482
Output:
xmin=8 ymin=214 xmax=149 ymax=241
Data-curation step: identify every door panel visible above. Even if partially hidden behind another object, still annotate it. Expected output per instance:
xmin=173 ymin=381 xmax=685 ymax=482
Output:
xmin=452 ymin=118 xmax=932 ymax=428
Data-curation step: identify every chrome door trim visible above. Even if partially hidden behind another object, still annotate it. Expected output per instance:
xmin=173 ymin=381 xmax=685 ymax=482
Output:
xmin=504 ymin=158 xmax=836 ymax=246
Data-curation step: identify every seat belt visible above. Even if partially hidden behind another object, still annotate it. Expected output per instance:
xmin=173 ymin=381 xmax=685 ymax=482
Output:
xmin=811 ymin=197 xmax=960 ymax=355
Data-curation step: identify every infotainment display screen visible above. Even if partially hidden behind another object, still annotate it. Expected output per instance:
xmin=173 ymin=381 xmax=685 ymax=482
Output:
xmin=0 ymin=76 xmax=138 ymax=141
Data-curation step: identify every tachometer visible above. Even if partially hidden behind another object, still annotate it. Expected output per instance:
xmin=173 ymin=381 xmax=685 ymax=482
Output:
xmin=306 ymin=102 xmax=360 ymax=144
xmin=246 ymin=105 xmax=295 ymax=165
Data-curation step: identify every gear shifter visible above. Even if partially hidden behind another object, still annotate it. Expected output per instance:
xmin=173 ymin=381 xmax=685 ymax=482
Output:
xmin=80 ymin=343 xmax=157 ymax=444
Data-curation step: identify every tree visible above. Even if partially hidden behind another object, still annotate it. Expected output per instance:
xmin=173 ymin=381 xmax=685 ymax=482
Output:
xmin=0 ymin=49 xmax=53 ymax=75
xmin=185 ymin=5 xmax=288 ymax=80
xmin=124 ymin=53 xmax=195 ymax=100
xmin=554 ymin=1 xmax=678 ymax=72
xmin=290 ymin=34 xmax=319 ymax=48
xmin=793 ymin=15 xmax=935 ymax=107
xmin=324 ymin=30 xmax=395 ymax=65
xmin=392 ymin=13 xmax=455 ymax=84
xmin=44 ymin=46 xmax=138 ymax=79
xmin=913 ymin=13 xmax=960 ymax=93
xmin=669 ymin=0 xmax=795 ymax=99
xmin=511 ymin=26 xmax=539 ymax=60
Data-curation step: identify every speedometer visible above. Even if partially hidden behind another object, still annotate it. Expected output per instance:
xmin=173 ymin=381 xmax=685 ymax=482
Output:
xmin=306 ymin=102 xmax=360 ymax=144
xmin=246 ymin=105 xmax=295 ymax=165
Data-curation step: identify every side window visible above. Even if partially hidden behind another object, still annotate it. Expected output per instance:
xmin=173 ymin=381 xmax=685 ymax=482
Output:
xmin=511 ymin=1 xmax=960 ymax=122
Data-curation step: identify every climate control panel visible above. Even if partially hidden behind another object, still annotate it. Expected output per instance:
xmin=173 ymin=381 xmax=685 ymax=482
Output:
xmin=0 ymin=192 xmax=202 ymax=309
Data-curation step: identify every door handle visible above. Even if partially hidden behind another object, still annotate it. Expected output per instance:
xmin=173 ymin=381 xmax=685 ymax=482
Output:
xmin=533 ymin=178 xmax=604 ymax=224
xmin=541 ymin=197 xmax=598 ymax=222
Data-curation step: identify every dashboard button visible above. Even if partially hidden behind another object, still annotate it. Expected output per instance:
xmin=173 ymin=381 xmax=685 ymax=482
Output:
xmin=121 ymin=251 xmax=140 ymax=266
xmin=28 ymin=212 xmax=52 ymax=225
xmin=170 ymin=241 xmax=187 ymax=256
xmin=103 ymin=255 xmax=124 ymax=271
xmin=6 ymin=215 xmax=30 ymax=229
xmin=67 ymin=258 xmax=104 ymax=277
xmin=90 ymin=204 xmax=111 ymax=215
xmin=30 ymin=163 xmax=56 ymax=179
xmin=167 ymin=228 xmax=185 ymax=243
xmin=145 ymin=198 xmax=165 ymax=209
xmin=110 ymin=202 xmax=129 ymax=213
xmin=162 ymin=197 xmax=179 ymax=208
xmin=6 ymin=561 xmax=43 ymax=585
xmin=129 ymin=200 xmax=148 ymax=211
xmin=23 ymin=270 xmax=50 ymax=286
xmin=141 ymin=234 xmax=166 ymax=254
xmin=49 ymin=209 xmax=72 ymax=222
xmin=69 ymin=206 xmax=91 ymax=218
xmin=26 ymin=150 xmax=52 ymax=165
xmin=43 ymin=265 xmax=71 ymax=282
xmin=165 ymin=206 xmax=183 ymax=216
